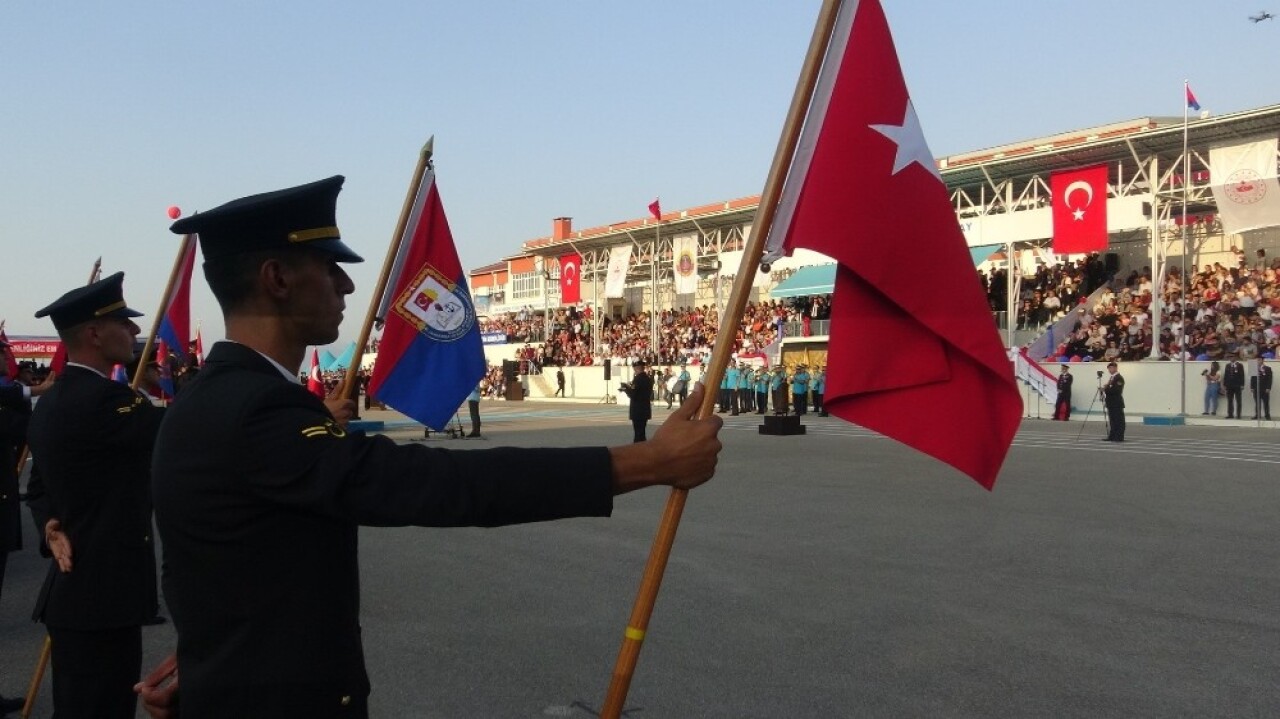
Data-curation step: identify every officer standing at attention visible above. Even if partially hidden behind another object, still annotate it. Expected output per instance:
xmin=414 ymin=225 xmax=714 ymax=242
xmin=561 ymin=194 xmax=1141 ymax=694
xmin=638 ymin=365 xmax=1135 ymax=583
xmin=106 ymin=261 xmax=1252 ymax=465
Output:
xmin=770 ymin=365 xmax=789 ymax=415
xmin=1101 ymin=360 xmax=1126 ymax=442
xmin=811 ymin=365 xmax=826 ymax=416
xmin=25 ymin=273 xmax=166 ymax=718
xmin=140 ymin=176 xmax=722 ymax=717
xmin=753 ymin=366 xmax=769 ymax=415
xmin=620 ymin=359 xmax=655 ymax=442
xmin=723 ymin=361 xmax=739 ymax=415
xmin=466 ymin=383 xmax=482 ymax=437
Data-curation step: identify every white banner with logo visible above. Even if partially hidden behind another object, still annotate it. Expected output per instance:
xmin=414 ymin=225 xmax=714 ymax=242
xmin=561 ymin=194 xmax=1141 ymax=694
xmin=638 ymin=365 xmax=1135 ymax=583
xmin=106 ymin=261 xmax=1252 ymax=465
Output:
xmin=1210 ymin=136 xmax=1280 ymax=235
xmin=672 ymin=233 xmax=699 ymax=295
xmin=604 ymin=244 xmax=632 ymax=298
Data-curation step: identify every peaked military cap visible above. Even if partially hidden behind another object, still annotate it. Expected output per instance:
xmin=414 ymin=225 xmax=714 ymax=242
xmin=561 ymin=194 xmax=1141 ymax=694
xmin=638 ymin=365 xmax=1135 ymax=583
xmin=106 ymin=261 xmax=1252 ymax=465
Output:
xmin=35 ymin=271 xmax=144 ymax=331
xmin=170 ymin=175 xmax=363 ymax=263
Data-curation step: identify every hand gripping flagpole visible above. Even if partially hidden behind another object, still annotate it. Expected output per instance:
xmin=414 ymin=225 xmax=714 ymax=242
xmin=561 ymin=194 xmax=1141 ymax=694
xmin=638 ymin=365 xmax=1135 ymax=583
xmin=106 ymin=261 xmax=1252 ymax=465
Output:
xmin=131 ymin=235 xmax=196 ymax=392
xmin=21 ymin=256 xmax=101 ymax=719
xmin=599 ymin=2 xmax=843 ymax=716
xmin=339 ymin=137 xmax=434 ymax=400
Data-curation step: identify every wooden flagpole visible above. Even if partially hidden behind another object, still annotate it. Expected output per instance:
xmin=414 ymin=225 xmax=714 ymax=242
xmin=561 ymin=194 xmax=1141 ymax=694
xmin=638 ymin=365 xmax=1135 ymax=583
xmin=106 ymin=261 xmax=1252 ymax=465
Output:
xmin=131 ymin=235 xmax=196 ymax=392
xmin=339 ymin=137 xmax=434 ymax=401
xmin=599 ymin=1 xmax=844 ymax=716
xmin=21 ymin=256 xmax=102 ymax=719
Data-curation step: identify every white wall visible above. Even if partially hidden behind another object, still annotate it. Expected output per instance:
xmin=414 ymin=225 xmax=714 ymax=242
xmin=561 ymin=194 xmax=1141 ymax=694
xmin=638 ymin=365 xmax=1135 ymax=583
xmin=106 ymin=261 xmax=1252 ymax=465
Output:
xmin=1021 ymin=360 xmax=1270 ymax=417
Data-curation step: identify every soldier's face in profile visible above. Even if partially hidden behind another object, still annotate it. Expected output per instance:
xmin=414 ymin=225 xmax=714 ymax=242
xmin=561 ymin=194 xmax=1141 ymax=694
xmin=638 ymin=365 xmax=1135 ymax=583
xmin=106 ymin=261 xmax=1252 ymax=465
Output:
xmin=282 ymin=251 xmax=354 ymax=345
xmin=94 ymin=317 xmax=140 ymax=365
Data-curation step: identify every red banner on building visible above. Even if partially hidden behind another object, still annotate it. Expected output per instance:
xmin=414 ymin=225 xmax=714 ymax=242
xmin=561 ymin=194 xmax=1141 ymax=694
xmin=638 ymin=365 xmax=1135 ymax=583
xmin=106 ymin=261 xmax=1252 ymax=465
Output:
xmin=1051 ymin=164 xmax=1109 ymax=253
xmin=559 ymin=253 xmax=581 ymax=304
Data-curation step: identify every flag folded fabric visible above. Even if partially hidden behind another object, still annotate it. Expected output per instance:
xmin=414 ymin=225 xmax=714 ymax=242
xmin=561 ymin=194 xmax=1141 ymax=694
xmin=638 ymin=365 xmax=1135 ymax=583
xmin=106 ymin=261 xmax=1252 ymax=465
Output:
xmin=157 ymin=235 xmax=197 ymax=359
xmin=1186 ymin=85 xmax=1201 ymax=112
xmin=648 ymin=198 xmax=661 ymax=220
xmin=761 ymin=0 xmax=1021 ymax=489
xmin=111 ymin=364 xmax=128 ymax=384
xmin=368 ymin=167 xmax=485 ymax=430
xmin=155 ymin=338 xmax=175 ymax=399
xmin=1051 ymin=165 xmax=1109 ymax=254
xmin=1209 ymin=136 xmax=1280 ymax=235
xmin=194 ymin=327 xmax=205 ymax=367
xmin=559 ymin=252 xmax=582 ymax=305
xmin=307 ymin=347 xmax=326 ymax=399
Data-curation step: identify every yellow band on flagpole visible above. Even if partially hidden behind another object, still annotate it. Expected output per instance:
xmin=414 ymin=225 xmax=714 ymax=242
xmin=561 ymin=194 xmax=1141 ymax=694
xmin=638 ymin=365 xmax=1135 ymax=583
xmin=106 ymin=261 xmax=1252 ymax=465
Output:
xmin=624 ymin=627 xmax=645 ymax=642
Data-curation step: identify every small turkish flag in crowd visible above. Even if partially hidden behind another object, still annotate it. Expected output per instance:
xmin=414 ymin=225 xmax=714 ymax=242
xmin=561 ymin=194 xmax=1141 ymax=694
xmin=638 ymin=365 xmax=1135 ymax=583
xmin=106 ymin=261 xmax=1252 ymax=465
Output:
xmin=1051 ymin=164 xmax=1109 ymax=254
xmin=307 ymin=348 xmax=325 ymax=399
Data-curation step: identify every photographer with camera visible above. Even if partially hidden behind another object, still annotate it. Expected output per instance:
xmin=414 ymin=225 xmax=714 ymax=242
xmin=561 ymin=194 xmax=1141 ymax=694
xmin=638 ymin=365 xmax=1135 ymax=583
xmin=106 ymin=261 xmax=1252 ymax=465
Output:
xmin=619 ymin=359 xmax=654 ymax=442
xmin=1202 ymin=361 xmax=1222 ymax=416
xmin=1101 ymin=361 xmax=1126 ymax=442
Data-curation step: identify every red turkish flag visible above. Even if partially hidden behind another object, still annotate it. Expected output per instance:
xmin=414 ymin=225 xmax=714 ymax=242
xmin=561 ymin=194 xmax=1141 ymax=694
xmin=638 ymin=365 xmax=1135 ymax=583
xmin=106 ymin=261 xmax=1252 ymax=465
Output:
xmin=762 ymin=0 xmax=1020 ymax=489
xmin=648 ymin=198 xmax=661 ymax=220
xmin=307 ymin=348 xmax=325 ymax=399
xmin=1051 ymin=164 xmax=1109 ymax=253
xmin=559 ymin=252 xmax=581 ymax=304
xmin=0 ymin=328 xmax=19 ymax=378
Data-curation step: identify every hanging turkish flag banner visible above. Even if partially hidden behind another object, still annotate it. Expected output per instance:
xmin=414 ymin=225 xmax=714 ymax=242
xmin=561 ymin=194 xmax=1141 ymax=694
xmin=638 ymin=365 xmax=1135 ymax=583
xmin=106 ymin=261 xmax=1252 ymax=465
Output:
xmin=1051 ymin=164 xmax=1109 ymax=254
xmin=559 ymin=252 xmax=581 ymax=304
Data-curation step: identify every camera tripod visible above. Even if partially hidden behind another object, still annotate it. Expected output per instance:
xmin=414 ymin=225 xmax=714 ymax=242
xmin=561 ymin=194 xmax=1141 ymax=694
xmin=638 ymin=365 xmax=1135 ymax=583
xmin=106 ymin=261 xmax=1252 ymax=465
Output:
xmin=1074 ymin=370 xmax=1107 ymax=442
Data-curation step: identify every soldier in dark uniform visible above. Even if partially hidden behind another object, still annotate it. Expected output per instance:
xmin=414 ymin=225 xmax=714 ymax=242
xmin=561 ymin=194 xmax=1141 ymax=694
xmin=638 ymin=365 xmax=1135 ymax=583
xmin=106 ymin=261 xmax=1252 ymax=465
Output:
xmin=1252 ymin=357 xmax=1272 ymax=420
xmin=25 ymin=272 xmax=166 ymax=719
xmin=141 ymin=176 xmax=722 ymax=717
xmin=0 ymin=342 xmax=55 ymax=714
xmin=1223 ymin=356 xmax=1246 ymax=418
xmin=1101 ymin=360 xmax=1125 ymax=441
xmin=1054 ymin=364 xmax=1073 ymax=421
xmin=620 ymin=359 xmax=655 ymax=442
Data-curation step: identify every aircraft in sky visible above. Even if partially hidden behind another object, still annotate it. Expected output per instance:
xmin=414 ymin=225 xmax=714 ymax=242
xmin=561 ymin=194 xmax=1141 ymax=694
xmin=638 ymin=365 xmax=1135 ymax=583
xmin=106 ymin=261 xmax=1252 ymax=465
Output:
xmin=1248 ymin=11 xmax=1274 ymax=22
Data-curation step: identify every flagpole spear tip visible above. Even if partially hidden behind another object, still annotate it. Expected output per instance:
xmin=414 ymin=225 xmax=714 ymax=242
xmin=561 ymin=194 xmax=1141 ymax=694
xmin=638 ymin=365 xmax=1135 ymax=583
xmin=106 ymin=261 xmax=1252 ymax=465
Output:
xmin=421 ymin=136 xmax=434 ymax=159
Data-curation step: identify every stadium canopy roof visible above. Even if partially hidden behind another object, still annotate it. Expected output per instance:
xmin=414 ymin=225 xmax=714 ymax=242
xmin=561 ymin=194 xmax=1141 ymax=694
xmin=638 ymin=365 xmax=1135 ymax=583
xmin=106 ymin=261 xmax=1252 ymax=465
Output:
xmin=770 ymin=264 xmax=836 ymax=298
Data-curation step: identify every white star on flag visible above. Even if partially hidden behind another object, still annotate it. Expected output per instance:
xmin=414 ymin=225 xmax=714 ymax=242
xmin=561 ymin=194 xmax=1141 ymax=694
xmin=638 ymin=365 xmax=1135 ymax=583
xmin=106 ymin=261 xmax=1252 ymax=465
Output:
xmin=1072 ymin=208 xmax=1085 ymax=221
xmin=870 ymin=99 xmax=941 ymax=182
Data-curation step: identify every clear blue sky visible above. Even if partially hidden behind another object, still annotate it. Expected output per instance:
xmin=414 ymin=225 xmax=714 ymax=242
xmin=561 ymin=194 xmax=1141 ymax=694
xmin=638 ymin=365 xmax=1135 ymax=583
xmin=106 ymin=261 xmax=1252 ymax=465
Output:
xmin=2 ymin=1 xmax=1275 ymax=352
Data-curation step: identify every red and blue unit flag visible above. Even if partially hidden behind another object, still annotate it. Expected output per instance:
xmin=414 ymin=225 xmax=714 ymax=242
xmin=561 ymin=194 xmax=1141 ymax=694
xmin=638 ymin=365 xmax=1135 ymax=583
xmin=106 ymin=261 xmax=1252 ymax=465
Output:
xmin=368 ymin=166 xmax=485 ymax=430
xmin=157 ymin=235 xmax=197 ymax=359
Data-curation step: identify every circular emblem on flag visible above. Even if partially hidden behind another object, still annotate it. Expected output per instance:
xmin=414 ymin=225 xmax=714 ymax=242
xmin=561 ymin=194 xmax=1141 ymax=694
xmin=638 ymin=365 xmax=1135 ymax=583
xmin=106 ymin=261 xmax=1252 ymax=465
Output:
xmin=1224 ymin=169 xmax=1266 ymax=205
xmin=677 ymin=249 xmax=695 ymax=277
xmin=392 ymin=263 xmax=477 ymax=342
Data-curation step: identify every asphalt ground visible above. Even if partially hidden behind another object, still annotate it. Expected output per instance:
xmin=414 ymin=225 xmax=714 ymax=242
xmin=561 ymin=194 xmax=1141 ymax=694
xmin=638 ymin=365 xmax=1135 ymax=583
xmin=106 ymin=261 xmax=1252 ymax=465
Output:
xmin=1 ymin=401 xmax=1276 ymax=717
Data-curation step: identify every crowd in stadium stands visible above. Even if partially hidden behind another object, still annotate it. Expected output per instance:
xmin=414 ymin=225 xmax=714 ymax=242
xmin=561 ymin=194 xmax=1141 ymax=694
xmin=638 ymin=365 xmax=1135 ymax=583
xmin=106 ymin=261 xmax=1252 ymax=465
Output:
xmin=1027 ymin=247 xmax=1280 ymax=363
xmin=478 ymin=295 xmax=832 ymax=369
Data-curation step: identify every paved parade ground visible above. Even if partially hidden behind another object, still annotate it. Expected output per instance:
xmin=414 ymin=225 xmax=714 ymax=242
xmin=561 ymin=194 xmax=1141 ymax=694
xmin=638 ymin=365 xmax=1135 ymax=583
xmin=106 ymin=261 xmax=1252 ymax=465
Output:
xmin=2 ymin=401 xmax=1276 ymax=717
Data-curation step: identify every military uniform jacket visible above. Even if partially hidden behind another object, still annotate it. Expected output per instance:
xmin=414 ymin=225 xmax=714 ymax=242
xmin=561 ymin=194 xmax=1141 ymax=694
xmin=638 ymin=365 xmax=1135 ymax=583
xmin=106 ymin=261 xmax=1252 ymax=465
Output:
xmin=1056 ymin=373 xmax=1073 ymax=401
xmin=1 ymin=383 xmax=30 ymax=554
xmin=152 ymin=342 xmax=615 ymax=717
xmin=25 ymin=366 xmax=165 ymax=628
xmin=623 ymin=371 xmax=653 ymax=421
xmin=1223 ymin=362 xmax=1246 ymax=389
xmin=1103 ymin=373 xmax=1125 ymax=409
xmin=1258 ymin=365 xmax=1273 ymax=392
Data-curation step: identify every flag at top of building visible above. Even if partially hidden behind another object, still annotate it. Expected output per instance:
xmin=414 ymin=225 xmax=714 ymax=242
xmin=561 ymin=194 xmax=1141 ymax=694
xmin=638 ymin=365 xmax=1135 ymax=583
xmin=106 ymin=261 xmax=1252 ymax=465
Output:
xmin=368 ymin=157 xmax=485 ymax=430
xmin=648 ymin=198 xmax=661 ymax=220
xmin=1186 ymin=84 xmax=1201 ymax=112
xmin=157 ymin=235 xmax=197 ymax=360
xmin=761 ymin=0 xmax=1021 ymax=489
